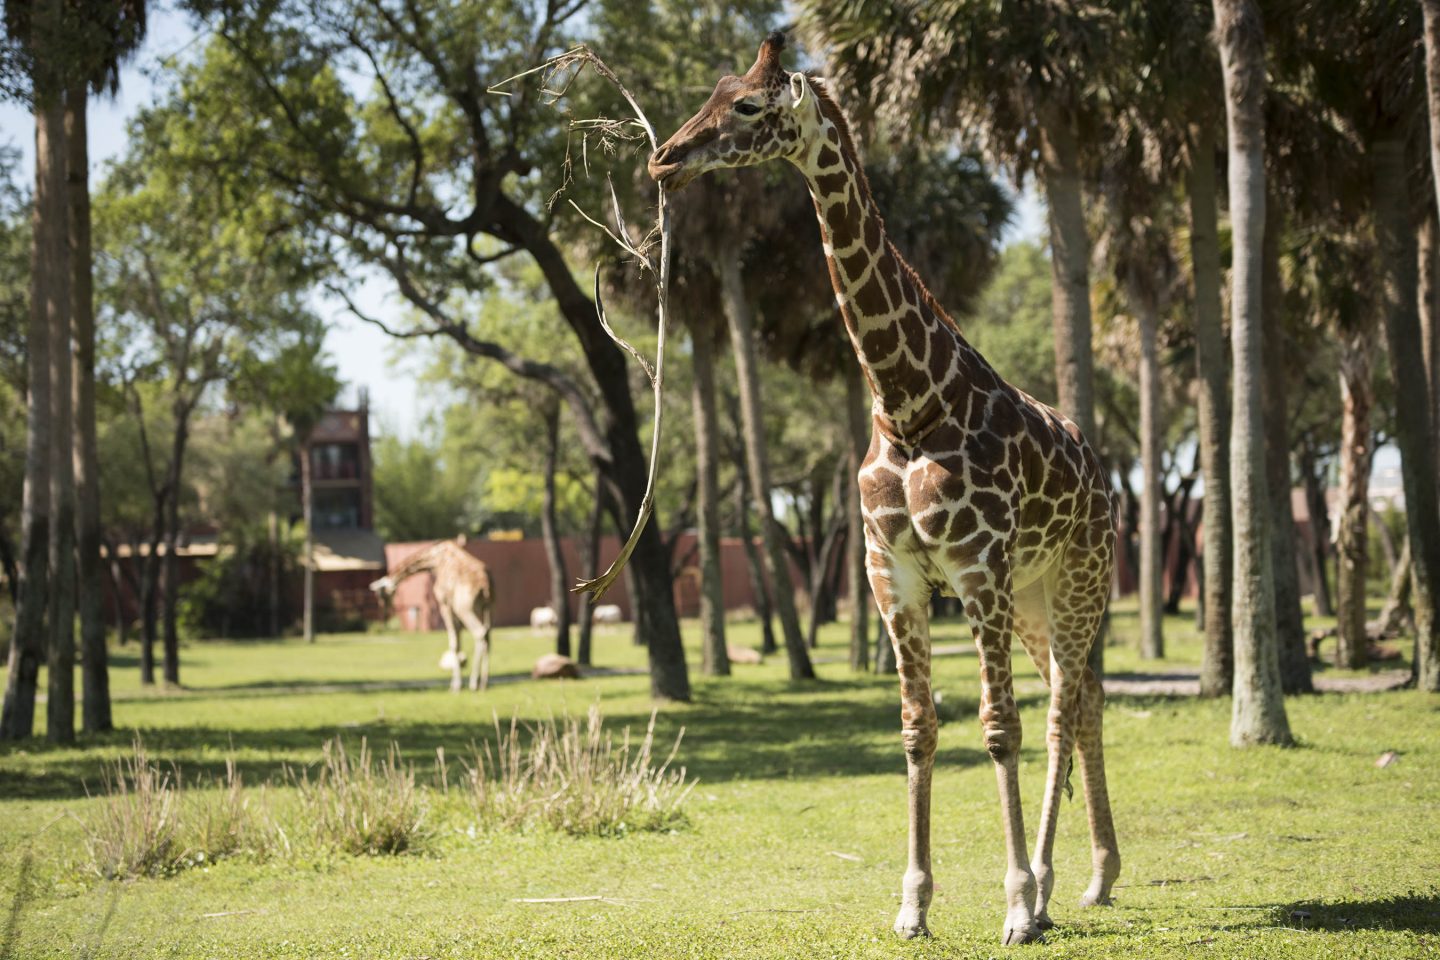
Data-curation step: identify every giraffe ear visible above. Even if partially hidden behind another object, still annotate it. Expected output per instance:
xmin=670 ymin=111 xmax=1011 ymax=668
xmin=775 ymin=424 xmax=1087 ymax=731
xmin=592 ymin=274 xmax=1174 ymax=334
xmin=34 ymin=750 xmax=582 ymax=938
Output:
xmin=789 ymin=71 xmax=808 ymax=109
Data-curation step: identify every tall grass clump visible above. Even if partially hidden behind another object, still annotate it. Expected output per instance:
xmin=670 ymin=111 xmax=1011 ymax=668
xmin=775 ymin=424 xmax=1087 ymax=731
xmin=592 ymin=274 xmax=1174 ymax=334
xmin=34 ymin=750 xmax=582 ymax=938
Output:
xmin=292 ymin=738 xmax=429 ymax=855
xmin=462 ymin=707 xmax=695 ymax=836
xmin=82 ymin=740 xmax=183 ymax=880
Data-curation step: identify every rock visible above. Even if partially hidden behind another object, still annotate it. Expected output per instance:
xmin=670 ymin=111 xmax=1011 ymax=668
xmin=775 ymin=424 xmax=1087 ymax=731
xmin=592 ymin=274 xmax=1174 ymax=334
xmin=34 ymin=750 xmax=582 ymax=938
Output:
xmin=726 ymin=645 xmax=763 ymax=665
xmin=532 ymin=653 xmax=581 ymax=680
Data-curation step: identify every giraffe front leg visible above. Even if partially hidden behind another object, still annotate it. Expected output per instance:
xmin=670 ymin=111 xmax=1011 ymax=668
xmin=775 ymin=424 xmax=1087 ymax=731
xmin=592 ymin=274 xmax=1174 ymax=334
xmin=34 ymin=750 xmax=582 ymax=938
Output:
xmin=870 ymin=556 xmax=937 ymax=940
xmin=437 ymin=603 xmax=463 ymax=693
xmin=956 ymin=566 xmax=1041 ymax=946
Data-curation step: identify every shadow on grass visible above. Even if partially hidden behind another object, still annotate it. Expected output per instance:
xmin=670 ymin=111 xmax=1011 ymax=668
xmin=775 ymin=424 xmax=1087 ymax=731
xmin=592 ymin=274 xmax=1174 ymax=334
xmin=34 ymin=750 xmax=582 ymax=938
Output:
xmin=0 ymin=675 xmax=1031 ymax=801
xmin=1274 ymin=892 xmax=1440 ymax=933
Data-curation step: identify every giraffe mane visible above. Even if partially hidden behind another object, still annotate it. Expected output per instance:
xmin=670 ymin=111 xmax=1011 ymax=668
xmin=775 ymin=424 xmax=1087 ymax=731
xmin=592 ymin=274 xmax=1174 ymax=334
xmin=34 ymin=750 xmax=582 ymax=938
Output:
xmin=807 ymin=76 xmax=967 ymax=340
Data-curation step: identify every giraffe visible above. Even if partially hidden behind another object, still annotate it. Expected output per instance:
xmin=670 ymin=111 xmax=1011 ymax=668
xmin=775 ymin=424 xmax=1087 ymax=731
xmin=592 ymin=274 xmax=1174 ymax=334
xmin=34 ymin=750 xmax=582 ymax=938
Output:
xmin=649 ymin=34 xmax=1119 ymax=945
xmin=370 ymin=535 xmax=495 ymax=692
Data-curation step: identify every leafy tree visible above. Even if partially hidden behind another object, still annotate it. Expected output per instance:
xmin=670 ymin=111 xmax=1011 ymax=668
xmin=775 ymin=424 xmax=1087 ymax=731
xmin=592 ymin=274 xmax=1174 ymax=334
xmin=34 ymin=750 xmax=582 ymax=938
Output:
xmin=95 ymin=103 xmax=323 ymax=683
xmin=178 ymin=0 xmax=692 ymax=699
xmin=371 ymin=432 xmax=480 ymax=543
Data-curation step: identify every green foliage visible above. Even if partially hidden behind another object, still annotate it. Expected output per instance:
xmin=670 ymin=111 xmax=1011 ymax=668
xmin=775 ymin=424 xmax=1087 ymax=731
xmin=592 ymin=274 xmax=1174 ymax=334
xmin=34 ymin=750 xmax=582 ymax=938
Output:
xmin=968 ymin=241 xmax=1057 ymax=405
xmin=371 ymin=431 xmax=481 ymax=542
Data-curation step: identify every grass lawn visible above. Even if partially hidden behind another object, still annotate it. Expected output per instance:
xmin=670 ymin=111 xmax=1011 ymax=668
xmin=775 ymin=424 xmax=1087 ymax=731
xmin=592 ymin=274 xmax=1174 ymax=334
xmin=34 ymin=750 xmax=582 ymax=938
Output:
xmin=1 ymin=605 xmax=1437 ymax=958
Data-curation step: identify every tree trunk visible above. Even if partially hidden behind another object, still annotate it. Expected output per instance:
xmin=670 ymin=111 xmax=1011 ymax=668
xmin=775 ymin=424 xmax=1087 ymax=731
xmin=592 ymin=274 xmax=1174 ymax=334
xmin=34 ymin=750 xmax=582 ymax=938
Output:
xmin=1420 ymin=210 xmax=1440 ymax=448
xmin=67 ymin=86 xmax=109 ymax=734
xmin=161 ymin=417 xmax=188 ymax=686
xmin=1215 ymin=0 xmax=1292 ymax=745
xmin=735 ymin=474 xmax=776 ymax=654
xmin=1373 ymin=135 xmax=1440 ymax=693
xmin=139 ymin=504 xmax=163 ymax=685
xmin=576 ymin=471 xmax=604 ymax=668
xmin=500 ymin=201 xmax=689 ymax=700
xmin=1422 ymin=0 xmax=1440 ymax=445
xmin=1189 ymin=126 xmax=1235 ymax=698
xmin=302 ymin=437 xmax=315 ymax=644
xmin=690 ymin=325 xmax=728 ymax=677
xmin=718 ymin=253 xmax=814 ymax=680
xmin=846 ymin=371 xmax=870 ymax=672
xmin=805 ymin=465 xmax=847 ymax=650
xmin=1334 ymin=325 xmax=1374 ymax=669
xmin=1299 ymin=443 xmax=1334 ymax=618
xmin=0 ymin=77 xmax=59 ymax=741
xmin=1261 ymin=201 xmax=1313 ymax=695
xmin=540 ymin=404 xmax=572 ymax=658
xmin=267 ymin=509 xmax=281 ymax=637
xmin=45 ymin=82 xmax=76 ymax=745
xmin=1038 ymin=103 xmax=1102 ymax=677
xmin=1133 ymin=280 xmax=1164 ymax=660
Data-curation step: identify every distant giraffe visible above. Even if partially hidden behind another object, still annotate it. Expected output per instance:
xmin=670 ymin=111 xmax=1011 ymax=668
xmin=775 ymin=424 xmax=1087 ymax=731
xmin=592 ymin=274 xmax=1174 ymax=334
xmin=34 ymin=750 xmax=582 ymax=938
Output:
xmin=649 ymin=34 xmax=1119 ymax=945
xmin=370 ymin=536 xmax=495 ymax=692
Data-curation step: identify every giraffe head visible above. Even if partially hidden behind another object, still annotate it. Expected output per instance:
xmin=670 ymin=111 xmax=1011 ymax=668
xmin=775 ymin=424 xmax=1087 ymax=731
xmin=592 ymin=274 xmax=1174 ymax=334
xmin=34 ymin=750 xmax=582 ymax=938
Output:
xmin=369 ymin=576 xmax=395 ymax=597
xmin=648 ymin=32 xmax=816 ymax=190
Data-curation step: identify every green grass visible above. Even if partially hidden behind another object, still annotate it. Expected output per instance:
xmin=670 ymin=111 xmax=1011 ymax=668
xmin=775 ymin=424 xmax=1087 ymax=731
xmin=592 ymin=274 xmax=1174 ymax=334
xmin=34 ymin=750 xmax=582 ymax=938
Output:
xmin=2 ymin=607 xmax=1437 ymax=958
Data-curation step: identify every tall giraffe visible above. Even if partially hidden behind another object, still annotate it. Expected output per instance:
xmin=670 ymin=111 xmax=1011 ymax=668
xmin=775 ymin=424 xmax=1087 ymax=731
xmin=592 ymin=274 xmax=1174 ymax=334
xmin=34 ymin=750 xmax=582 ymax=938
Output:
xmin=370 ymin=536 xmax=495 ymax=692
xmin=650 ymin=34 xmax=1119 ymax=945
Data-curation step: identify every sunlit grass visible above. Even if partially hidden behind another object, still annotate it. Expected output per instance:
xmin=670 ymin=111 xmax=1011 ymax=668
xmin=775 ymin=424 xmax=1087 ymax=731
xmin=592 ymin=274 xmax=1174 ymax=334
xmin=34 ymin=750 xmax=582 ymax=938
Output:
xmin=2 ymin=608 xmax=1434 ymax=958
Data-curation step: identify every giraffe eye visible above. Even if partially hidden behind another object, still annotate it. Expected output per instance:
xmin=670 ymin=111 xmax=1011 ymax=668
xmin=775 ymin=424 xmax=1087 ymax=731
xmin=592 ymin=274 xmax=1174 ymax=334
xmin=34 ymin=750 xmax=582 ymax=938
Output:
xmin=734 ymin=101 xmax=763 ymax=117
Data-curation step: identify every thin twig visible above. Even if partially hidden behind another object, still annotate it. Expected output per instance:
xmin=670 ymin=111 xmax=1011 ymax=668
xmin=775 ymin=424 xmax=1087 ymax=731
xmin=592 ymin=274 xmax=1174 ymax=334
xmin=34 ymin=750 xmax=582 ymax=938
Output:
xmin=492 ymin=43 xmax=674 ymax=600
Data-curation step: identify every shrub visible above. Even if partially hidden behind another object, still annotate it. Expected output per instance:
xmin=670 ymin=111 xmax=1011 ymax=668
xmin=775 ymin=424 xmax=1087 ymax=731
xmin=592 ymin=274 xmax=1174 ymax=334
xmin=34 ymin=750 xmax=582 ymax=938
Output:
xmin=462 ymin=706 xmax=695 ymax=836
xmin=292 ymin=738 xmax=429 ymax=855
xmin=83 ymin=740 xmax=183 ymax=880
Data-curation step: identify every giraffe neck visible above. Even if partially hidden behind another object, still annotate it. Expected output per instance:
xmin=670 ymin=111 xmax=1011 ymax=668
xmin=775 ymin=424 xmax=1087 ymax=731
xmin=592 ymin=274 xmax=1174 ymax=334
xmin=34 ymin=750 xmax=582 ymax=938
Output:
xmin=389 ymin=542 xmax=444 ymax=585
xmin=793 ymin=95 xmax=987 ymax=445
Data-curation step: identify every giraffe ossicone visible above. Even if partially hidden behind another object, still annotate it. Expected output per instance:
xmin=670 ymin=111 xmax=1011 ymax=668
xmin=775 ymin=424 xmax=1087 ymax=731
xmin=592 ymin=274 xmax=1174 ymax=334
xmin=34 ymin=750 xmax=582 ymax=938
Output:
xmin=370 ymin=536 xmax=495 ymax=692
xmin=651 ymin=32 xmax=1121 ymax=945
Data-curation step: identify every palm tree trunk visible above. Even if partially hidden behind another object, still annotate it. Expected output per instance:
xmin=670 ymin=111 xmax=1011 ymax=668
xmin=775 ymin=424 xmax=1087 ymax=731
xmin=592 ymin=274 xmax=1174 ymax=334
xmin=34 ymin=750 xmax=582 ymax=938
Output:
xmin=1261 ymin=201 xmax=1312 ymax=694
xmin=1131 ymin=278 xmax=1164 ymax=660
xmin=0 ymin=77 xmax=59 ymax=742
xmin=1038 ymin=103 xmax=1102 ymax=677
xmin=1420 ymin=211 xmax=1440 ymax=444
xmin=690 ymin=325 xmax=728 ymax=677
xmin=1335 ymin=325 xmax=1373 ymax=669
xmin=1187 ymin=130 xmax=1234 ymax=697
xmin=45 ymin=83 xmax=76 ymax=745
xmin=1214 ymin=0 xmax=1292 ymax=746
xmin=1422 ymin=0 xmax=1440 ymax=423
xmin=846 ymin=370 xmax=870 ymax=672
xmin=1372 ymin=135 xmax=1440 ymax=693
xmin=66 ymin=85 xmax=110 ymax=734
xmin=539 ymin=404 xmax=572 ymax=658
xmin=1299 ymin=443 xmax=1334 ymax=618
xmin=718 ymin=253 xmax=814 ymax=680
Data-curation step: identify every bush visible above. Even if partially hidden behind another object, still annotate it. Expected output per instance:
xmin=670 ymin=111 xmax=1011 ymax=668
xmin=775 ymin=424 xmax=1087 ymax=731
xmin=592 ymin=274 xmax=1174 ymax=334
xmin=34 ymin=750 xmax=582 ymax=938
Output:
xmin=461 ymin=706 xmax=695 ymax=836
xmin=83 ymin=741 xmax=183 ymax=880
xmin=292 ymin=738 xmax=429 ymax=856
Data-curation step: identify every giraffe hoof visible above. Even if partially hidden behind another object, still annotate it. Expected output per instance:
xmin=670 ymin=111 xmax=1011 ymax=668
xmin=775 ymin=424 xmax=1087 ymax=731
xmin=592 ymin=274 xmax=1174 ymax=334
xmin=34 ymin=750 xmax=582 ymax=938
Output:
xmin=1035 ymin=912 xmax=1055 ymax=931
xmin=893 ymin=907 xmax=931 ymax=939
xmin=1002 ymin=922 xmax=1044 ymax=946
xmin=1078 ymin=891 xmax=1113 ymax=908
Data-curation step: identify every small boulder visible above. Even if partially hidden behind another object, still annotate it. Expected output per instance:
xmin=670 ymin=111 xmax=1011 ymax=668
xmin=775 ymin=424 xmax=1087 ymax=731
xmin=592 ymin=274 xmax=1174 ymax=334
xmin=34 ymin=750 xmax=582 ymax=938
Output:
xmin=532 ymin=653 xmax=581 ymax=680
xmin=726 ymin=645 xmax=763 ymax=665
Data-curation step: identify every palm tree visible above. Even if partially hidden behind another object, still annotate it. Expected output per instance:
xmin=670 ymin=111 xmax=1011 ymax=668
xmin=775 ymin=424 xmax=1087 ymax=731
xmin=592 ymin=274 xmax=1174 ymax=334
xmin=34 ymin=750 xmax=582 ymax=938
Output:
xmin=70 ymin=0 xmax=146 ymax=732
xmin=1213 ymin=0 xmax=1292 ymax=746
xmin=1 ymin=0 xmax=63 ymax=742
